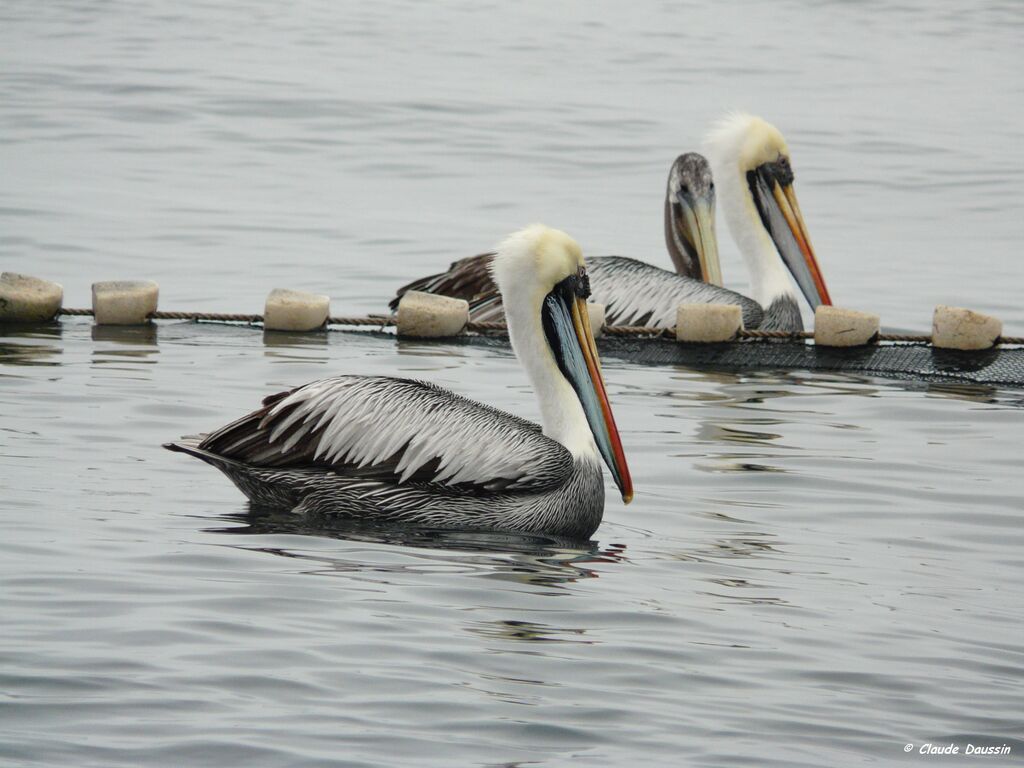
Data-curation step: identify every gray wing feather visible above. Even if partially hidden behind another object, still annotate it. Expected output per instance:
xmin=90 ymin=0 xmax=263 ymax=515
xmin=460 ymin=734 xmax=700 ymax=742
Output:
xmin=588 ymin=257 xmax=763 ymax=329
xmin=466 ymin=256 xmax=764 ymax=328
xmin=199 ymin=376 xmax=572 ymax=492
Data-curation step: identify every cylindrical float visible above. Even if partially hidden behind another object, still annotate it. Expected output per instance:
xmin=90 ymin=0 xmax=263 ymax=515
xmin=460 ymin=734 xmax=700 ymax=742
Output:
xmin=675 ymin=303 xmax=743 ymax=343
xmin=814 ymin=306 xmax=880 ymax=347
xmin=932 ymin=305 xmax=1002 ymax=351
xmin=92 ymin=280 xmax=159 ymax=325
xmin=264 ymin=288 xmax=330 ymax=332
xmin=397 ymin=290 xmax=470 ymax=338
xmin=0 ymin=272 xmax=63 ymax=323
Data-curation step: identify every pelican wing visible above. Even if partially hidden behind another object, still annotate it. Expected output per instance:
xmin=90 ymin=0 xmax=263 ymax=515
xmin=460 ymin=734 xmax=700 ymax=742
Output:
xmin=198 ymin=376 xmax=572 ymax=492
xmin=391 ymin=252 xmax=763 ymax=328
xmin=389 ymin=253 xmax=496 ymax=310
xmin=588 ymin=257 xmax=764 ymax=329
xmin=466 ymin=256 xmax=765 ymax=329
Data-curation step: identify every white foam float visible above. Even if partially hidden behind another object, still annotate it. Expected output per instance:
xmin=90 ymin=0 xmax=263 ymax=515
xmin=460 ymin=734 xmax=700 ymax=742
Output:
xmin=264 ymin=288 xmax=330 ymax=332
xmin=92 ymin=280 xmax=159 ymax=325
xmin=932 ymin=305 xmax=1002 ymax=351
xmin=0 ymin=272 xmax=63 ymax=323
xmin=814 ymin=306 xmax=880 ymax=347
xmin=397 ymin=290 xmax=470 ymax=338
xmin=675 ymin=303 xmax=743 ymax=343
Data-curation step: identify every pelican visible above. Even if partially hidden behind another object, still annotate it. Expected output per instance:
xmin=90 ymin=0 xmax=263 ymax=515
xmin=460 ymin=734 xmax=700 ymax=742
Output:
xmin=705 ymin=112 xmax=832 ymax=330
xmin=166 ymin=225 xmax=633 ymax=539
xmin=391 ymin=114 xmax=831 ymax=331
xmin=390 ymin=153 xmax=764 ymax=329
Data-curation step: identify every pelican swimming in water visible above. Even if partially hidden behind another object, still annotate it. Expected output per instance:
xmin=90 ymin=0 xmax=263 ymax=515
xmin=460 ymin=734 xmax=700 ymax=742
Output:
xmin=391 ymin=153 xmax=764 ymax=329
xmin=704 ymin=112 xmax=832 ymax=330
xmin=391 ymin=114 xmax=831 ymax=331
xmin=166 ymin=225 xmax=632 ymax=539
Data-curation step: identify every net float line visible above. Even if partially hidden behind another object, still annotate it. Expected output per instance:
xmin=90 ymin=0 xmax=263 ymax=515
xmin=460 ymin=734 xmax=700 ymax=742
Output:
xmin=1 ymin=273 xmax=1019 ymax=348
xmin=48 ymin=307 xmax=1024 ymax=347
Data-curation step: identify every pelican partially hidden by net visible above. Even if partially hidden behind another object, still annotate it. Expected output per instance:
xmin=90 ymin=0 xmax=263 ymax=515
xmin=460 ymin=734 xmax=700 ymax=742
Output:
xmin=391 ymin=153 xmax=763 ymax=329
xmin=166 ymin=225 xmax=632 ymax=540
xmin=390 ymin=114 xmax=831 ymax=331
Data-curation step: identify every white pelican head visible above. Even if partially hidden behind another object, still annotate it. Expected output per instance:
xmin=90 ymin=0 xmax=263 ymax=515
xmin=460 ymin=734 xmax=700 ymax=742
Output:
xmin=705 ymin=113 xmax=832 ymax=309
xmin=491 ymin=224 xmax=632 ymax=503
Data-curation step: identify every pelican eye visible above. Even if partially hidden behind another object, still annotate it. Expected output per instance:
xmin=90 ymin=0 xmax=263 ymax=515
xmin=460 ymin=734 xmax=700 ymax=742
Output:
xmin=757 ymin=158 xmax=794 ymax=188
xmin=552 ymin=269 xmax=591 ymax=301
xmin=576 ymin=267 xmax=591 ymax=299
xmin=774 ymin=156 xmax=794 ymax=185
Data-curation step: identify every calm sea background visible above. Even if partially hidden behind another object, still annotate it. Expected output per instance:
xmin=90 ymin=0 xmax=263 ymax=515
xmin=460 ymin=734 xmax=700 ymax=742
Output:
xmin=2 ymin=1 xmax=1023 ymax=766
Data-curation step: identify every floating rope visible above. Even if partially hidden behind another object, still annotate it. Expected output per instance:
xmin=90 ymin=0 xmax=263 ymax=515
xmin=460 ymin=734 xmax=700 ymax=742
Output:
xmin=53 ymin=308 xmax=1024 ymax=346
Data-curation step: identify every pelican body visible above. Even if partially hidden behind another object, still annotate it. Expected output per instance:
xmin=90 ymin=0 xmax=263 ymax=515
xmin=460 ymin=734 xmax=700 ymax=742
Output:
xmin=167 ymin=226 xmax=632 ymax=539
xmin=390 ymin=154 xmax=763 ymax=330
xmin=391 ymin=115 xmax=832 ymax=332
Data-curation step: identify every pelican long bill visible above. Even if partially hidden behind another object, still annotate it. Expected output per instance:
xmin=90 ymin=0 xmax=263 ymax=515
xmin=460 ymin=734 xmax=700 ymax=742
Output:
xmin=541 ymin=275 xmax=633 ymax=503
xmin=671 ymin=191 xmax=723 ymax=287
xmin=749 ymin=161 xmax=832 ymax=309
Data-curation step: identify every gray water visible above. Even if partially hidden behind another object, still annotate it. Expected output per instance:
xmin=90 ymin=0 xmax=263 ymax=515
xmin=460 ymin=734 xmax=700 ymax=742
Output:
xmin=2 ymin=1 xmax=1024 ymax=766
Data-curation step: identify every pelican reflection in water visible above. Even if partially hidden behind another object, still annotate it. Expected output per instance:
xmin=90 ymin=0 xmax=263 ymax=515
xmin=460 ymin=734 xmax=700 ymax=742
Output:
xmin=168 ymin=225 xmax=632 ymax=540
xmin=210 ymin=504 xmax=631 ymax=589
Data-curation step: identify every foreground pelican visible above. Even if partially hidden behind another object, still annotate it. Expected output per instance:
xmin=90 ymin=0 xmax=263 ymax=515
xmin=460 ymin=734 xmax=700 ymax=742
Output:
xmin=166 ymin=225 xmax=632 ymax=539
xmin=391 ymin=114 xmax=832 ymax=331
xmin=391 ymin=154 xmax=763 ymax=329
xmin=705 ymin=112 xmax=832 ymax=330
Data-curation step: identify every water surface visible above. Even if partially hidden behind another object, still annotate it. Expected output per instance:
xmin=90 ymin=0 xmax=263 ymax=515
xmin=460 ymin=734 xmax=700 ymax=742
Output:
xmin=3 ymin=1 xmax=1024 ymax=765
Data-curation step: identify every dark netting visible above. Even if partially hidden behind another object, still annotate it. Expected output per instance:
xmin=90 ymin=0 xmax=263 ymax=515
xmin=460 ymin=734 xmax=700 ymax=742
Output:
xmin=412 ymin=333 xmax=1024 ymax=388
xmin=594 ymin=338 xmax=1024 ymax=387
xmin=45 ymin=315 xmax=1024 ymax=389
